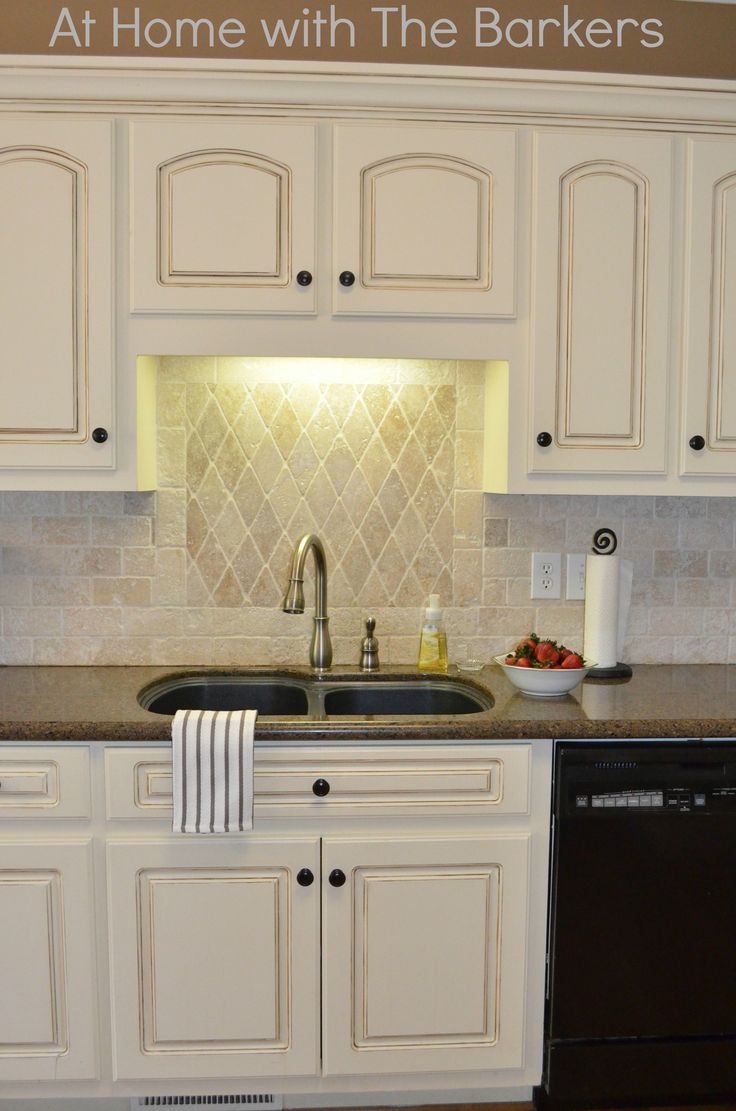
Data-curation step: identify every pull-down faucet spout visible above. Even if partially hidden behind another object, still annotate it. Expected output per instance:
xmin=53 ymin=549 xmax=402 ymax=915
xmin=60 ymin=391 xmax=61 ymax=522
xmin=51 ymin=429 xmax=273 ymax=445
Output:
xmin=281 ymin=533 xmax=332 ymax=672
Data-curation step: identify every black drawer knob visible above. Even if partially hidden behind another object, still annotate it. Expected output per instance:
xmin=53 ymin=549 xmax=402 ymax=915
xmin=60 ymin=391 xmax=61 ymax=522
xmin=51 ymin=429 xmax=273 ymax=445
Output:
xmin=689 ymin=435 xmax=705 ymax=451
xmin=296 ymin=868 xmax=314 ymax=887
xmin=339 ymin=270 xmax=356 ymax=287
xmin=92 ymin=427 xmax=109 ymax=444
xmin=296 ymin=270 xmax=313 ymax=287
xmin=329 ymin=868 xmax=346 ymax=888
xmin=536 ymin=431 xmax=552 ymax=448
xmin=312 ymin=778 xmax=330 ymax=797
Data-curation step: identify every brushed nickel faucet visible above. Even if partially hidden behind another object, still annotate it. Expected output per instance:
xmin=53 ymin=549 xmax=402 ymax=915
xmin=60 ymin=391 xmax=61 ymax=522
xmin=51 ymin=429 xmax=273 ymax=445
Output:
xmin=282 ymin=533 xmax=332 ymax=671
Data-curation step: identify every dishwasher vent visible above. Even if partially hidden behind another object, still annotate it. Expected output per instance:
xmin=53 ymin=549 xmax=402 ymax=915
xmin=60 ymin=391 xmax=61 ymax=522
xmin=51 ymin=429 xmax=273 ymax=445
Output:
xmin=593 ymin=761 xmax=638 ymax=770
xmin=130 ymin=1097 xmax=283 ymax=1109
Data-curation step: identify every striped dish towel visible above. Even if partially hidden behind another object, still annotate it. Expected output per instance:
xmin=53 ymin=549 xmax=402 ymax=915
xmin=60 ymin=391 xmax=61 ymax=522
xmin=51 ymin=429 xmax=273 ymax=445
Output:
xmin=171 ymin=709 xmax=257 ymax=833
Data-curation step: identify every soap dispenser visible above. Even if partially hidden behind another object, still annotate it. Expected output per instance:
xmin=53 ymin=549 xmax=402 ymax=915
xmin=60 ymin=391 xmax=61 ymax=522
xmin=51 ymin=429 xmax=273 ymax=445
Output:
xmin=417 ymin=594 xmax=448 ymax=673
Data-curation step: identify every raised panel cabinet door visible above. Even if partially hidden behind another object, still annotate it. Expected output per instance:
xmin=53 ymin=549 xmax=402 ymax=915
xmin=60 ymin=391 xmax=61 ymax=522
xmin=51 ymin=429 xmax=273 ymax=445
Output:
xmin=0 ymin=839 xmax=97 ymax=1081
xmin=107 ymin=837 xmax=320 ymax=1080
xmin=131 ymin=120 xmax=317 ymax=313
xmin=0 ymin=119 xmax=113 ymax=471
xmin=333 ymin=123 xmax=516 ymax=316
xmin=530 ymin=130 xmax=673 ymax=475
xmin=321 ymin=833 xmax=530 ymax=1075
xmin=681 ymin=138 xmax=736 ymax=476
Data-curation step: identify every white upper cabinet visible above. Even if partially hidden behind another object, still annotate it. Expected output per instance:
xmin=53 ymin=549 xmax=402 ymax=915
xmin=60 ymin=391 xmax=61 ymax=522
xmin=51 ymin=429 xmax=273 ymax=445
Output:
xmin=529 ymin=129 xmax=673 ymax=475
xmin=333 ymin=123 xmax=516 ymax=317
xmin=681 ymin=137 xmax=736 ymax=476
xmin=131 ymin=120 xmax=317 ymax=313
xmin=0 ymin=119 xmax=114 ymax=472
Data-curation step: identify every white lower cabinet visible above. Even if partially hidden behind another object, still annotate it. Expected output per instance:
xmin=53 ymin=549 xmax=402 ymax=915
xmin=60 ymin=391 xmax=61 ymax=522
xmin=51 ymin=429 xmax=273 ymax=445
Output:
xmin=108 ymin=830 xmax=529 ymax=1082
xmin=0 ymin=839 xmax=97 ymax=1082
xmin=321 ymin=833 xmax=529 ymax=1075
xmin=0 ymin=740 xmax=550 ymax=1098
xmin=107 ymin=836 xmax=321 ymax=1080
xmin=104 ymin=741 xmax=547 ymax=1090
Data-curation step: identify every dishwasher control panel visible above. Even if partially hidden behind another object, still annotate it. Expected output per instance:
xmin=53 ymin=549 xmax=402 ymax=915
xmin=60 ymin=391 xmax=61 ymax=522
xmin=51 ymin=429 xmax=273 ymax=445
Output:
xmin=571 ymin=785 xmax=736 ymax=813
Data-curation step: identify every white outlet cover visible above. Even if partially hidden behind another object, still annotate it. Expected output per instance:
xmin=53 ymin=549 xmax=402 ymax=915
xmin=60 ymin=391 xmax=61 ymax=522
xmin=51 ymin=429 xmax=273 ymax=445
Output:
xmin=531 ymin=552 xmax=561 ymax=599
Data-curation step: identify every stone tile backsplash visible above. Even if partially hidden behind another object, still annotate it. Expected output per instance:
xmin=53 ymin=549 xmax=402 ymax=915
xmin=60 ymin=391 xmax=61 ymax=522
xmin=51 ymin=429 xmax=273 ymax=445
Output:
xmin=0 ymin=356 xmax=734 ymax=665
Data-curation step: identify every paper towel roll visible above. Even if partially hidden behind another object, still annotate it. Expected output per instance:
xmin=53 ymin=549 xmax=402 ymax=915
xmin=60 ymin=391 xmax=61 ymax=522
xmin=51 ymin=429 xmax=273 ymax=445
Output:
xmin=584 ymin=554 xmax=623 ymax=668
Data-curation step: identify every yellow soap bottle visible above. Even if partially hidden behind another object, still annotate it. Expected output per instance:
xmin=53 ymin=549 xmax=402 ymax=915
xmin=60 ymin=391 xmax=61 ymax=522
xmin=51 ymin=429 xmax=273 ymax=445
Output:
xmin=417 ymin=594 xmax=448 ymax=673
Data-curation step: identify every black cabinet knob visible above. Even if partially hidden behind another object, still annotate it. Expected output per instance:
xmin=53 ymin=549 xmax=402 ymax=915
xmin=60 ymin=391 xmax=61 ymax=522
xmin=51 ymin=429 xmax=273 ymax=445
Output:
xmin=536 ymin=431 xmax=552 ymax=448
xmin=329 ymin=868 xmax=346 ymax=888
xmin=312 ymin=778 xmax=330 ymax=797
xmin=296 ymin=868 xmax=314 ymax=887
xmin=339 ymin=270 xmax=356 ymax=287
xmin=689 ymin=435 xmax=705 ymax=451
xmin=296 ymin=270 xmax=313 ymax=287
xmin=92 ymin=427 xmax=108 ymax=444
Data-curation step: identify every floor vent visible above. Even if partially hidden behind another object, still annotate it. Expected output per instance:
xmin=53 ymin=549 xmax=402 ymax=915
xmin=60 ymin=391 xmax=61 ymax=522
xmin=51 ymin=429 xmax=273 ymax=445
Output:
xmin=131 ymin=1097 xmax=283 ymax=1109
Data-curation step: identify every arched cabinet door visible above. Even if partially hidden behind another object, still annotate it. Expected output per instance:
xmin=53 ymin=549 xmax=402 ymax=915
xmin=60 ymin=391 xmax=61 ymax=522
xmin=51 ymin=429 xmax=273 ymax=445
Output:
xmin=0 ymin=120 xmax=113 ymax=472
xmin=131 ymin=120 xmax=317 ymax=313
xmin=333 ymin=123 xmax=516 ymax=317
xmin=530 ymin=129 xmax=673 ymax=476
xmin=681 ymin=138 xmax=736 ymax=476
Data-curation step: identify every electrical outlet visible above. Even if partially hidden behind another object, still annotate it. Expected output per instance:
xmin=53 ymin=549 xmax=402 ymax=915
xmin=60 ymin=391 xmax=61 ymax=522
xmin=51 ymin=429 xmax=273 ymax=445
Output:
xmin=531 ymin=552 xmax=561 ymax=599
xmin=566 ymin=553 xmax=586 ymax=600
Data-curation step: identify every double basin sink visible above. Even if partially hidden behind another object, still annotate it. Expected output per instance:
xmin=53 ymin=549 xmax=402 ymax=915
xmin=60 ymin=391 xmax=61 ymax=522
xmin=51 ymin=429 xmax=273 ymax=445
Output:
xmin=138 ymin=672 xmax=492 ymax=718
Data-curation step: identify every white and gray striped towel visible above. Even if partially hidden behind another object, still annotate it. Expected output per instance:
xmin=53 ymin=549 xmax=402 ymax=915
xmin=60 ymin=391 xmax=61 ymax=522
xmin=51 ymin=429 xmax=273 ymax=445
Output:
xmin=171 ymin=709 xmax=257 ymax=833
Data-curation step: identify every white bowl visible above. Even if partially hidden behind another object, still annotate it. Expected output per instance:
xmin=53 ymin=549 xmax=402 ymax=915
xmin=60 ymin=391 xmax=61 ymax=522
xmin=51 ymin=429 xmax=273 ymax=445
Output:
xmin=493 ymin=655 xmax=595 ymax=698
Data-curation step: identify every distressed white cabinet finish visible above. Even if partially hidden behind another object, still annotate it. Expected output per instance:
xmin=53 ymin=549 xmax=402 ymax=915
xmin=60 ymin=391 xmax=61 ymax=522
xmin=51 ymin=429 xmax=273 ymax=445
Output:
xmin=131 ymin=120 xmax=317 ymax=313
xmin=322 ymin=833 xmax=529 ymax=1075
xmin=104 ymin=740 xmax=546 ymax=1088
xmin=529 ymin=129 xmax=673 ymax=476
xmin=107 ymin=835 xmax=321 ymax=1080
xmin=0 ymin=738 xmax=550 ymax=1099
xmin=0 ymin=839 xmax=97 ymax=1082
xmin=333 ymin=123 xmax=516 ymax=317
xmin=681 ymin=137 xmax=736 ymax=476
xmin=0 ymin=119 xmax=114 ymax=472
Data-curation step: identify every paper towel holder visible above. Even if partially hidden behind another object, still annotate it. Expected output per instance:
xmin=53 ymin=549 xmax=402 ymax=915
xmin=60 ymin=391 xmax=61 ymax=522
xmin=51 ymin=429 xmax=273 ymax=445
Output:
xmin=586 ymin=528 xmax=633 ymax=681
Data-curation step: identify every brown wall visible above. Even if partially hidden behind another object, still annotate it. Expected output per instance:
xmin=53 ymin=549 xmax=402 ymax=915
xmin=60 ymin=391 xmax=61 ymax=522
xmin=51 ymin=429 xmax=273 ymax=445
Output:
xmin=3 ymin=0 xmax=736 ymax=79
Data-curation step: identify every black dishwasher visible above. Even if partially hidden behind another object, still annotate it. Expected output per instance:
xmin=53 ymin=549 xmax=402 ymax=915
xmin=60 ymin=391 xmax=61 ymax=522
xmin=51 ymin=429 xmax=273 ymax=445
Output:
xmin=537 ymin=740 xmax=736 ymax=1109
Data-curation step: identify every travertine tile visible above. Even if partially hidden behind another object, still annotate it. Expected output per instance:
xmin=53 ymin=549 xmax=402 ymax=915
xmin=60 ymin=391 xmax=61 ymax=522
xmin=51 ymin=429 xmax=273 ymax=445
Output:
xmin=93 ymin=578 xmax=151 ymax=607
xmin=64 ymin=607 xmax=123 ymax=637
xmin=2 ymin=356 xmax=734 ymax=666
xmin=32 ymin=517 xmax=90 ymax=545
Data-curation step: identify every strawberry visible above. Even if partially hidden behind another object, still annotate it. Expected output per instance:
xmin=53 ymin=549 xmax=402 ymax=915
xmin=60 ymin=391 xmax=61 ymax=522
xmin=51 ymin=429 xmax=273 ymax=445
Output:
xmin=561 ymin=652 xmax=584 ymax=669
xmin=534 ymin=640 xmax=560 ymax=666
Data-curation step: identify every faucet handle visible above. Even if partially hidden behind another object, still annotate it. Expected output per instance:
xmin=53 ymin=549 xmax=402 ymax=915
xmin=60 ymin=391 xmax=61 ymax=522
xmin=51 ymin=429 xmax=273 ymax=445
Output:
xmin=360 ymin=617 xmax=379 ymax=672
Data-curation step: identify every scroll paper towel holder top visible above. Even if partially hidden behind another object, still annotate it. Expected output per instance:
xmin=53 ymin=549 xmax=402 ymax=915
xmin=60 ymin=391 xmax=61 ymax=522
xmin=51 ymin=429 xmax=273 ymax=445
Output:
xmin=585 ymin=528 xmax=633 ymax=681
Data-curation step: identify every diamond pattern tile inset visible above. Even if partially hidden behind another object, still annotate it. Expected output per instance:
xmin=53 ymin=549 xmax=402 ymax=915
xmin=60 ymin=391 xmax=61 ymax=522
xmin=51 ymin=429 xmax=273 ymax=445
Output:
xmin=185 ymin=383 xmax=456 ymax=607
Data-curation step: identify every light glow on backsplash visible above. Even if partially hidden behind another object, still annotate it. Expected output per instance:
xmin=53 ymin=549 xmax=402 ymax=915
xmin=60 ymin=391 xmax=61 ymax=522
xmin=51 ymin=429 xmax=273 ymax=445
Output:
xmin=0 ymin=355 xmax=734 ymax=665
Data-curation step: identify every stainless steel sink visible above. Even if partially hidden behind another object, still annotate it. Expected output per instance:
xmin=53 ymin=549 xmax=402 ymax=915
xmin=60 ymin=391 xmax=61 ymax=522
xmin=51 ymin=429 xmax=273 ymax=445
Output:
xmin=138 ymin=673 xmax=491 ymax=717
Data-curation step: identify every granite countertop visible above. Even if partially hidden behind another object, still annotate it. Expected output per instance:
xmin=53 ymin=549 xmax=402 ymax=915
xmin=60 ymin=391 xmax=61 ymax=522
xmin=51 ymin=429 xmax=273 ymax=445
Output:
xmin=0 ymin=662 xmax=736 ymax=743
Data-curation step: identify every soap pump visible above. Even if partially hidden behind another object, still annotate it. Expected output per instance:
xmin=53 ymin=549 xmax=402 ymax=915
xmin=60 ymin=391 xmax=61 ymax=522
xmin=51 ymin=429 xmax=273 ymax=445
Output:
xmin=417 ymin=594 xmax=448 ymax=673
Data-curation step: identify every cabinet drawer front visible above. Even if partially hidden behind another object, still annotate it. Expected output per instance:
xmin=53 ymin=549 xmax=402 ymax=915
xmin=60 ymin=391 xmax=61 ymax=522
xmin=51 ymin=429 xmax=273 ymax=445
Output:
xmin=0 ymin=747 xmax=90 ymax=818
xmin=105 ymin=745 xmax=530 ymax=819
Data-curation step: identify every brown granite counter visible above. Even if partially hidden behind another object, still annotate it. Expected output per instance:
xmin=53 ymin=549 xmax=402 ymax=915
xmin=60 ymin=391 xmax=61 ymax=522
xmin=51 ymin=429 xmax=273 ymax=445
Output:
xmin=0 ymin=663 xmax=735 ymax=743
